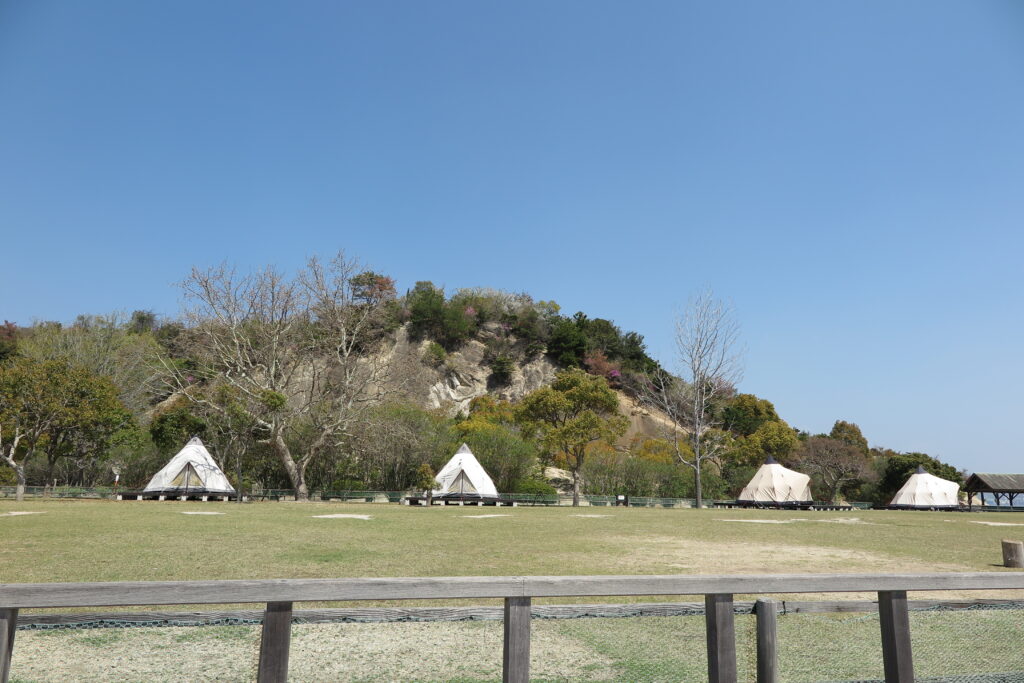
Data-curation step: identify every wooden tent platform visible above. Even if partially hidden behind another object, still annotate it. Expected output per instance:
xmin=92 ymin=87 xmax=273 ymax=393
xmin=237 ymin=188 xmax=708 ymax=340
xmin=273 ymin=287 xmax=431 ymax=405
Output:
xmin=116 ymin=491 xmax=235 ymax=502
xmin=716 ymin=501 xmax=853 ymax=511
xmin=403 ymin=496 xmax=517 ymax=507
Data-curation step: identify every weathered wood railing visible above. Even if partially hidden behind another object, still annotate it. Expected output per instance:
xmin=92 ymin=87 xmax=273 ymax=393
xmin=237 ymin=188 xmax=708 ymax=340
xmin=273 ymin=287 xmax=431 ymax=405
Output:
xmin=2 ymin=572 xmax=1023 ymax=683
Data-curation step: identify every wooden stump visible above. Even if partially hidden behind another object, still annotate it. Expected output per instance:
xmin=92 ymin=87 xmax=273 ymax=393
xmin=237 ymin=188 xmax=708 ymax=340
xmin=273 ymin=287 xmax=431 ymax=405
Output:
xmin=1002 ymin=539 xmax=1024 ymax=568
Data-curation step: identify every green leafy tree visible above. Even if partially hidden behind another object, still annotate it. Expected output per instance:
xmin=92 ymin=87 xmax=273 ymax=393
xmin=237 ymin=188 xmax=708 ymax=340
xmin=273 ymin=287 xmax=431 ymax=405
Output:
xmin=516 ymin=369 xmax=628 ymax=506
xmin=546 ymin=317 xmax=587 ymax=367
xmin=149 ymin=401 xmax=208 ymax=454
xmin=736 ymin=420 xmax=800 ymax=466
xmin=723 ymin=394 xmax=780 ymax=437
xmin=829 ymin=420 xmax=869 ymax=454
xmin=0 ymin=358 xmax=135 ymax=499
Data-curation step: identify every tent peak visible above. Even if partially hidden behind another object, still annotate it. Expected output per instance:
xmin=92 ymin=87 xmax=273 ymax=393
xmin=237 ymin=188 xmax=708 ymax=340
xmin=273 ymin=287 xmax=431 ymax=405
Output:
xmin=915 ymin=465 xmax=927 ymax=474
xmin=455 ymin=443 xmax=472 ymax=454
xmin=764 ymin=456 xmax=779 ymax=465
xmin=186 ymin=436 xmax=205 ymax=446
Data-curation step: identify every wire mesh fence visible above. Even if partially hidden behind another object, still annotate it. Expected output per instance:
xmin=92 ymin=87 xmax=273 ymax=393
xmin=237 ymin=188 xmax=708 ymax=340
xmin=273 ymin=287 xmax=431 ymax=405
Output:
xmin=8 ymin=601 xmax=1024 ymax=682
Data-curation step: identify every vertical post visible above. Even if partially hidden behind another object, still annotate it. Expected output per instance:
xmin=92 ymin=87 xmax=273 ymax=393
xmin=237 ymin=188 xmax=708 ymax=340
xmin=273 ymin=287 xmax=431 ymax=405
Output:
xmin=878 ymin=591 xmax=914 ymax=683
xmin=755 ymin=599 xmax=778 ymax=683
xmin=0 ymin=608 xmax=17 ymax=683
xmin=705 ymin=593 xmax=737 ymax=683
xmin=257 ymin=602 xmax=293 ymax=683
xmin=503 ymin=597 xmax=531 ymax=683
xmin=1002 ymin=539 xmax=1024 ymax=568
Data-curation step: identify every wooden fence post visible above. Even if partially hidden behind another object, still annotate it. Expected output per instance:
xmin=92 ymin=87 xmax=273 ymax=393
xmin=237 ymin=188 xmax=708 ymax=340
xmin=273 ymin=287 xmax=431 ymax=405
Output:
xmin=878 ymin=591 xmax=914 ymax=683
xmin=755 ymin=599 xmax=778 ymax=683
xmin=502 ymin=597 xmax=531 ymax=683
xmin=257 ymin=602 xmax=293 ymax=683
xmin=705 ymin=593 xmax=737 ymax=683
xmin=1002 ymin=539 xmax=1024 ymax=568
xmin=0 ymin=608 xmax=17 ymax=683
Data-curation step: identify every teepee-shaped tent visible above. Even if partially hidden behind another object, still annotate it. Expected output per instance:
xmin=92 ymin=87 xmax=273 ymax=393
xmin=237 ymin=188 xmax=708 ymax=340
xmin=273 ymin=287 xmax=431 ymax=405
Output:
xmin=737 ymin=457 xmax=812 ymax=505
xmin=144 ymin=437 xmax=236 ymax=496
xmin=889 ymin=466 xmax=960 ymax=508
xmin=433 ymin=444 xmax=499 ymax=498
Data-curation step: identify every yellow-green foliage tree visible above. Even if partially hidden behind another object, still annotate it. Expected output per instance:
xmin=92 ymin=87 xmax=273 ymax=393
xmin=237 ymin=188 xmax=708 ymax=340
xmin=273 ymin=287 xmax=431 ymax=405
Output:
xmin=516 ymin=368 xmax=627 ymax=506
xmin=452 ymin=396 xmax=539 ymax=493
xmin=0 ymin=357 xmax=135 ymax=500
xmin=735 ymin=420 xmax=800 ymax=466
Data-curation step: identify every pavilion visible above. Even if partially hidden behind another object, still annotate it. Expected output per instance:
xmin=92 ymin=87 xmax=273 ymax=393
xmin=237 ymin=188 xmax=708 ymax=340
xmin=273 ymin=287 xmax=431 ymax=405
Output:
xmin=964 ymin=473 xmax=1024 ymax=509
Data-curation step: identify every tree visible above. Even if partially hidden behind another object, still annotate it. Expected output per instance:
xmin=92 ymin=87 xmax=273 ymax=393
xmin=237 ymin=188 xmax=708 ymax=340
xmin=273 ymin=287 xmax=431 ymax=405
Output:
xmin=795 ymin=436 xmax=872 ymax=502
xmin=0 ymin=321 xmax=18 ymax=364
xmin=158 ymin=252 xmax=397 ymax=500
xmin=516 ymin=369 xmax=627 ymax=505
xmin=18 ymin=314 xmax=160 ymax=415
xmin=642 ymin=291 xmax=742 ymax=508
xmin=723 ymin=394 xmax=779 ymax=437
xmin=0 ymin=358 xmax=135 ymax=499
xmin=737 ymin=420 xmax=800 ymax=466
xmin=829 ymin=420 xmax=869 ymax=454
xmin=346 ymin=403 xmax=451 ymax=491
xmin=416 ymin=463 xmax=436 ymax=505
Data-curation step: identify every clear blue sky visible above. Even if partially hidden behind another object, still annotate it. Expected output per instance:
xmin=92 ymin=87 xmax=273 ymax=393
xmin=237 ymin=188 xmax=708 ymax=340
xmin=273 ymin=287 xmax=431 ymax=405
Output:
xmin=2 ymin=1 xmax=1022 ymax=473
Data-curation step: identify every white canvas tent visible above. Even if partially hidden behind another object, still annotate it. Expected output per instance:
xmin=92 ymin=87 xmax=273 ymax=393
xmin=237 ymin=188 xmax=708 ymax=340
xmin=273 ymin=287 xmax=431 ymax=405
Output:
xmin=144 ymin=437 xmax=236 ymax=496
xmin=433 ymin=444 xmax=499 ymax=498
xmin=737 ymin=457 xmax=813 ymax=505
xmin=889 ymin=466 xmax=960 ymax=508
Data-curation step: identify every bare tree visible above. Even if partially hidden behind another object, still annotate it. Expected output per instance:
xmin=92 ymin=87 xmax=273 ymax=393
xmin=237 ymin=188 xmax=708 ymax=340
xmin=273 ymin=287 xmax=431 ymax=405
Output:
xmin=795 ymin=436 xmax=872 ymax=502
xmin=157 ymin=252 xmax=397 ymax=501
xmin=643 ymin=291 xmax=742 ymax=508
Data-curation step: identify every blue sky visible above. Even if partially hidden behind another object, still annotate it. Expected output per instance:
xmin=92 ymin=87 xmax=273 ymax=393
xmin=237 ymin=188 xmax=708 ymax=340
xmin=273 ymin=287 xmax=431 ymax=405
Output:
xmin=2 ymin=1 xmax=1022 ymax=472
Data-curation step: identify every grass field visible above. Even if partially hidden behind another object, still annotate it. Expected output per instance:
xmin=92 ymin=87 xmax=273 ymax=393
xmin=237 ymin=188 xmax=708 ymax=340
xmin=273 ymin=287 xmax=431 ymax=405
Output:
xmin=2 ymin=499 xmax=1023 ymax=584
xmin=4 ymin=500 xmax=1024 ymax=682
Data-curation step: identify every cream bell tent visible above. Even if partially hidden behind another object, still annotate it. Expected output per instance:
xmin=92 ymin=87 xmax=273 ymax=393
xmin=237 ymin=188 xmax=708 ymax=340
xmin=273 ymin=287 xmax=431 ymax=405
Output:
xmin=737 ymin=457 xmax=812 ymax=506
xmin=144 ymin=437 xmax=236 ymax=497
xmin=888 ymin=466 xmax=960 ymax=509
xmin=433 ymin=444 xmax=499 ymax=499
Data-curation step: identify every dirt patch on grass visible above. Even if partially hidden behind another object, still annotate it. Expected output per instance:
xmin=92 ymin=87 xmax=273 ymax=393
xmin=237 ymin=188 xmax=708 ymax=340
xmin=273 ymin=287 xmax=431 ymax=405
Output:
xmin=601 ymin=535 xmax=1014 ymax=600
xmin=607 ymin=535 xmax=967 ymax=575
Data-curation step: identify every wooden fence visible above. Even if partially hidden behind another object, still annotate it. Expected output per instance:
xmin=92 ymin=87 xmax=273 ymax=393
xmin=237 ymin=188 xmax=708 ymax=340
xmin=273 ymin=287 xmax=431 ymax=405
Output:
xmin=2 ymin=572 xmax=1023 ymax=683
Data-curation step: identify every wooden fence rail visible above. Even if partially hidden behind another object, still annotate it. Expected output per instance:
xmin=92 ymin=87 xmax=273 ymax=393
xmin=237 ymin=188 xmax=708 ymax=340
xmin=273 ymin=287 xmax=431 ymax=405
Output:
xmin=2 ymin=572 xmax=1023 ymax=683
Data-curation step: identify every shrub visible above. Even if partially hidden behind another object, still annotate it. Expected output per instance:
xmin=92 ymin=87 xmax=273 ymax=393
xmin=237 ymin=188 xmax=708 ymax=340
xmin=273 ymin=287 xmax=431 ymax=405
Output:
xmin=422 ymin=342 xmax=447 ymax=368
xmin=488 ymin=355 xmax=515 ymax=385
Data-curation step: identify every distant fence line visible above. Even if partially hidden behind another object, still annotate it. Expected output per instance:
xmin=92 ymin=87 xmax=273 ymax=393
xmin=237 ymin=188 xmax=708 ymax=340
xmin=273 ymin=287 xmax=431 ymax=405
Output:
xmin=0 ymin=486 xmax=875 ymax=509
xmin=6 ymin=486 xmax=1024 ymax=512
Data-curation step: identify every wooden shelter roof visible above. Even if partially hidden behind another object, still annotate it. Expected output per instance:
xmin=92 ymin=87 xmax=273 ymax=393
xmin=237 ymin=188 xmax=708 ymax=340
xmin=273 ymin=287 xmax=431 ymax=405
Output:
xmin=964 ymin=473 xmax=1024 ymax=493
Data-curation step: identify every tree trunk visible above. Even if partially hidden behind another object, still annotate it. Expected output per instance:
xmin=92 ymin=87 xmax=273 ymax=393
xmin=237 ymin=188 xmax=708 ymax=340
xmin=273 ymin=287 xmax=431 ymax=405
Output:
xmin=236 ymin=451 xmax=244 ymax=505
xmin=694 ymin=459 xmax=703 ymax=509
xmin=271 ymin=432 xmax=309 ymax=502
xmin=572 ymin=469 xmax=580 ymax=507
xmin=15 ymin=466 xmax=26 ymax=502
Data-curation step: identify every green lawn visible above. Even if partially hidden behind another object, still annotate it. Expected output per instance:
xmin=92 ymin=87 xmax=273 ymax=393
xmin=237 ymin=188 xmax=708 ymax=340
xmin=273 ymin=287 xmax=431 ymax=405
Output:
xmin=1 ymin=499 xmax=1022 ymax=584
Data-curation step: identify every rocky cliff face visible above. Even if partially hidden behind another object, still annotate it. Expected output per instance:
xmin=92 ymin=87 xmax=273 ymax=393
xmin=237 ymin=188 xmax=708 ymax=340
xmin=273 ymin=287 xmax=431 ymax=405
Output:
xmin=380 ymin=324 xmax=560 ymax=415
xmin=380 ymin=324 xmax=672 ymax=446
